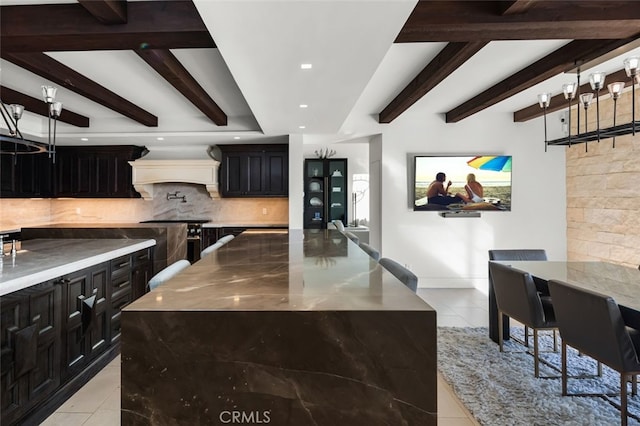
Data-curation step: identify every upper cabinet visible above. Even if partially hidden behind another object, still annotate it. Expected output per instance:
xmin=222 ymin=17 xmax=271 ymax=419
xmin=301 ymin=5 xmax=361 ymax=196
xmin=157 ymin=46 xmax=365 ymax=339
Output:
xmin=0 ymin=145 xmax=145 ymax=198
xmin=219 ymin=144 xmax=288 ymax=197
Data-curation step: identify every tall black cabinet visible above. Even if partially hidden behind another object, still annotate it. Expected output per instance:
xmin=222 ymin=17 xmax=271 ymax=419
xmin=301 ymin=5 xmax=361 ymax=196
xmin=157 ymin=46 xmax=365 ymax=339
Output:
xmin=303 ymin=158 xmax=347 ymax=229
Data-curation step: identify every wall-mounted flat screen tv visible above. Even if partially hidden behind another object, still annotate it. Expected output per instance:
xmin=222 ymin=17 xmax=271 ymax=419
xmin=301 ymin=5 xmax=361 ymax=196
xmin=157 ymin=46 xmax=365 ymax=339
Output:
xmin=413 ymin=155 xmax=512 ymax=211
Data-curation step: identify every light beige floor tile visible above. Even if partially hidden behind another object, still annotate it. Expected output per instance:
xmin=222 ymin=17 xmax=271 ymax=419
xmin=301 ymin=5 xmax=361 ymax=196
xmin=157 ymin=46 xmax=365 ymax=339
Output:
xmin=437 ymin=376 xmax=468 ymax=418
xmin=437 ymin=417 xmax=479 ymax=426
xmin=99 ymin=387 xmax=121 ymax=411
xmin=57 ymin=367 xmax=120 ymax=413
xmin=40 ymin=412 xmax=92 ymax=426
xmin=83 ymin=409 xmax=120 ymax=426
xmin=437 ymin=315 xmax=471 ymax=327
xmin=451 ymin=306 xmax=489 ymax=327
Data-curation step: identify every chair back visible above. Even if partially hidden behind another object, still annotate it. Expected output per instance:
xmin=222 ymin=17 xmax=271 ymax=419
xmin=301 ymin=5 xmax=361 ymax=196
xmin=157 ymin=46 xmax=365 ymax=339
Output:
xmin=358 ymin=242 xmax=380 ymax=261
xmin=488 ymin=249 xmax=547 ymax=261
xmin=344 ymin=231 xmax=359 ymax=245
xmin=488 ymin=262 xmax=549 ymax=328
xmin=201 ymin=242 xmax=224 ymax=259
xmin=548 ymin=279 xmax=640 ymax=373
xmin=379 ymin=257 xmax=418 ymax=293
xmin=218 ymin=234 xmax=235 ymax=245
xmin=332 ymin=220 xmax=345 ymax=232
xmin=148 ymin=259 xmax=191 ymax=291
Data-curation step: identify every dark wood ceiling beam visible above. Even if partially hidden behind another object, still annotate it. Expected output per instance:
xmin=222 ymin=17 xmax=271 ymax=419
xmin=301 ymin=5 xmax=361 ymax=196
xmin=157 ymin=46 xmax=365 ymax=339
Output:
xmin=0 ymin=1 xmax=214 ymax=52
xmin=78 ymin=0 xmax=127 ymax=24
xmin=445 ymin=37 xmax=639 ymax=123
xmin=513 ymin=69 xmax=629 ymax=122
xmin=2 ymin=52 xmax=157 ymax=127
xmin=396 ymin=1 xmax=640 ymax=42
xmin=379 ymin=42 xmax=487 ymax=124
xmin=135 ymin=49 xmax=227 ymax=126
xmin=498 ymin=1 xmax=537 ymax=16
xmin=1 ymin=86 xmax=90 ymax=127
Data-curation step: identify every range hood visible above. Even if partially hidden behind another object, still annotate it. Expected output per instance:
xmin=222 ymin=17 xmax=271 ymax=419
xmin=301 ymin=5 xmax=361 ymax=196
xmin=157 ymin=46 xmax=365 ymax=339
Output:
xmin=129 ymin=146 xmax=221 ymax=200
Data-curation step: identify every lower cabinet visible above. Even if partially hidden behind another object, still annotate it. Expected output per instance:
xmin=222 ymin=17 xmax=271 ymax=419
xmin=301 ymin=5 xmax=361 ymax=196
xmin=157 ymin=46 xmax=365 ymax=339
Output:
xmin=201 ymin=227 xmax=246 ymax=250
xmin=0 ymin=247 xmax=153 ymax=425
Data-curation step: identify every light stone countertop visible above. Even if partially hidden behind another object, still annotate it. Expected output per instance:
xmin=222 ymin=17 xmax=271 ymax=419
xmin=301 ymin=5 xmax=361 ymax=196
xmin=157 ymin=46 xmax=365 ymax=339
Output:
xmin=0 ymin=238 xmax=156 ymax=296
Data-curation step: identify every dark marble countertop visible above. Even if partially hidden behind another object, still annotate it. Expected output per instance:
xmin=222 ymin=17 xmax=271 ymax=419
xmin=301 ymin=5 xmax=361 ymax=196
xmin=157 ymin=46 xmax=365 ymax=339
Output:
xmin=201 ymin=222 xmax=288 ymax=228
xmin=126 ymin=229 xmax=432 ymax=312
xmin=0 ymin=238 xmax=156 ymax=296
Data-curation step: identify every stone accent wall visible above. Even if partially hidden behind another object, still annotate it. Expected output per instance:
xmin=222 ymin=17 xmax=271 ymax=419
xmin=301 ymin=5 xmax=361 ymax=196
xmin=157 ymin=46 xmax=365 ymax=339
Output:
xmin=566 ymin=87 xmax=640 ymax=268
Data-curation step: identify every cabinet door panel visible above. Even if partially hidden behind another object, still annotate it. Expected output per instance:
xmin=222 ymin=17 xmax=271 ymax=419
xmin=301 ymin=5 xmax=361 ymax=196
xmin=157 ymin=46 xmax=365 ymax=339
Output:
xmin=265 ymin=152 xmax=288 ymax=195
xmin=87 ymin=266 xmax=109 ymax=356
xmin=62 ymin=271 xmax=89 ymax=378
xmin=246 ymin=153 xmax=264 ymax=194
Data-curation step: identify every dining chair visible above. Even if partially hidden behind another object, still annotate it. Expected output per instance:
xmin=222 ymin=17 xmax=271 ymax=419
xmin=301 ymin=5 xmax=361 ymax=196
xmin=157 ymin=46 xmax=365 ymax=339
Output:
xmin=344 ymin=231 xmax=359 ymax=245
xmin=358 ymin=242 xmax=380 ymax=261
xmin=379 ymin=257 xmax=418 ymax=293
xmin=548 ymin=279 xmax=640 ymax=426
xmin=488 ymin=249 xmax=548 ymax=346
xmin=332 ymin=220 xmax=345 ymax=232
xmin=217 ymin=234 xmax=235 ymax=245
xmin=148 ymin=259 xmax=191 ymax=291
xmin=200 ymin=241 xmax=225 ymax=259
xmin=488 ymin=262 xmax=558 ymax=378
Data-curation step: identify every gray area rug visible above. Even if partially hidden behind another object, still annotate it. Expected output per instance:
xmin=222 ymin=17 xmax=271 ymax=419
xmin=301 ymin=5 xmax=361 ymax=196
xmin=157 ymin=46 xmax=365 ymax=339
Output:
xmin=438 ymin=327 xmax=640 ymax=426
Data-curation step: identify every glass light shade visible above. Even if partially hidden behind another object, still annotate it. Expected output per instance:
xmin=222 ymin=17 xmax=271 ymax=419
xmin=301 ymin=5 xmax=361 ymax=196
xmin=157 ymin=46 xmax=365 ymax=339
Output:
xmin=580 ymin=93 xmax=594 ymax=108
xmin=10 ymin=104 xmax=24 ymax=120
xmin=624 ymin=56 xmax=639 ymax=77
xmin=537 ymin=93 xmax=551 ymax=108
xmin=50 ymin=101 xmax=63 ymax=118
xmin=562 ymin=82 xmax=577 ymax=100
xmin=42 ymin=86 xmax=57 ymax=103
xmin=607 ymin=81 xmax=625 ymax=99
xmin=589 ymin=72 xmax=607 ymax=90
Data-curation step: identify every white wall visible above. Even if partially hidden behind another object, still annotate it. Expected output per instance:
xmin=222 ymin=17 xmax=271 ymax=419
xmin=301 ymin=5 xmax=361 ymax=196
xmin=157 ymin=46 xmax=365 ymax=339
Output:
xmin=288 ymin=134 xmax=304 ymax=229
xmin=380 ymin=110 xmax=567 ymax=289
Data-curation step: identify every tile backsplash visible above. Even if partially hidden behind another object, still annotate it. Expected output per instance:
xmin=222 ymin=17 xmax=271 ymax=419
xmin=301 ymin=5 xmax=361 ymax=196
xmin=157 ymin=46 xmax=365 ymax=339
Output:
xmin=0 ymin=183 xmax=288 ymax=230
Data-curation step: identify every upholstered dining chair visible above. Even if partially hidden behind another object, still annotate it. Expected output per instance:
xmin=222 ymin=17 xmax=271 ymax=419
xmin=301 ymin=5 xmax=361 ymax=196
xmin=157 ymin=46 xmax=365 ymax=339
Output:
xmin=344 ymin=231 xmax=359 ymax=245
xmin=200 ymin=241 xmax=225 ymax=259
xmin=379 ymin=258 xmax=418 ymax=293
xmin=548 ymin=279 xmax=640 ymax=426
xmin=332 ymin=220 xmax=345 ymax=232
xmin=488 ymin=262 xmax=558 ymax=378
xmin=148 ymin=259 xmax=191 ymax=291
xmin=488 ymin=249 xmax=548 ymax=345
xmin=217 ymin=234 xmax=235 ymax=245
xmin=358 ymin=242 xmax=380 ymax=261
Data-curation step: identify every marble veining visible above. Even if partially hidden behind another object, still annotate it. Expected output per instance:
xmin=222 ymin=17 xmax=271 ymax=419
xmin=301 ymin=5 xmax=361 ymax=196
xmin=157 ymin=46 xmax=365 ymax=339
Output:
xmin=122 ymin=230 xmax=437 ymax=425
xmin=0 ymin=238 xmax=155 ymax=296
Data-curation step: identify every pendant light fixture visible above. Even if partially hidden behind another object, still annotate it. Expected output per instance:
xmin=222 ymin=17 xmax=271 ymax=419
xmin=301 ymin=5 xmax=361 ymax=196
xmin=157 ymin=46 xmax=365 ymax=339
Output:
xmin=607 ymin=81 xmax=625 ymax=148
xmin=624 ymin=57 xmax=639 ymax=135
xmin=588 ymin=72 xmax=606 ymax=143
xmin=537 ymin=93 xmax=551 ymax=152
xmin=562 ymin=82 xmax=577 ymax=146
xmin=579 ymin=93 xmax=594 ymax=152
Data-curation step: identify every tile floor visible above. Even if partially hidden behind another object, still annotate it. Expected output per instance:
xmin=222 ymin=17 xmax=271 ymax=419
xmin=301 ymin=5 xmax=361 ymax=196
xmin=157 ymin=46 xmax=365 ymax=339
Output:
xmin=42 ymin=288 xmax=487 ymax=426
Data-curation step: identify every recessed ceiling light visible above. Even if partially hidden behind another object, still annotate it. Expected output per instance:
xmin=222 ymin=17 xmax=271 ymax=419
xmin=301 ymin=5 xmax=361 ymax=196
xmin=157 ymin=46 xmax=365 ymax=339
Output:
xmin=299 ymin=104 xmax=308 ymax=108
xmin=300 ymin=63 xmax=312 ymax=69
xmin=80 ymin=137 xmax=88 ymax=141
xmin=233 ymin=136 xmax=241 ymax=140
xmin=299 ymin=125 xmax=306 ymax=129
xmin=156 ymin=137 xmax=164 ymax=141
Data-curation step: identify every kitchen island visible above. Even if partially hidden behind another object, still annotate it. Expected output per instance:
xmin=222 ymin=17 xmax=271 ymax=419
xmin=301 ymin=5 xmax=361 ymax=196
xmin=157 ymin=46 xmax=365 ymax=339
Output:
xmin=0 ymin=238 xmax=155 ymax=425
xmin=122 ymin=230 xmax=436 ymax=425
xmin=21 ymin=222 xmax=185 ymax=275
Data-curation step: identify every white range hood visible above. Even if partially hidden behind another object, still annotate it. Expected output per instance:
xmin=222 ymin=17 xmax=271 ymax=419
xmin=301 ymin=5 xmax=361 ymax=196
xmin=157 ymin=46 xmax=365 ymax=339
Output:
xmin=129 ymin=146 xmax=221 ymax=200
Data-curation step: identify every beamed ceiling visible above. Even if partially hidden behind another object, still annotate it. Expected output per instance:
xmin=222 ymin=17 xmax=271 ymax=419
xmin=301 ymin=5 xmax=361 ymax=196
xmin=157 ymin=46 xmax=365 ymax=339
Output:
xmin=1 ymin=0 xmax=640 ymax=148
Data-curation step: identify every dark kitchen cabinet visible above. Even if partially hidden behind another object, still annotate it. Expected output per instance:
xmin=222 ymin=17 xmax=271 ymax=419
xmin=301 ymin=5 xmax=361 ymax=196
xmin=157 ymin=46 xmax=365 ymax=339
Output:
xmin=0 ymin=280 xmax=62 ymax=425
xmin=55 ymin=145 xmax=146 ymax=198
xmin=220 ymin=144 xmax=288 ymax=197
xmin=0 ymin=246 xmax=153 ymax=425
xmin=60 ymin=263 xmax=109 ymax=381
xmin=0 ymin=153 xmax=52 ymax=198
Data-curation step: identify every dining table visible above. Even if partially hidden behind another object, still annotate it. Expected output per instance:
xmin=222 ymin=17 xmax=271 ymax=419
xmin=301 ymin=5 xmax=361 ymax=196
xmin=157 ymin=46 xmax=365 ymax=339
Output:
xmin=489 ymin=260 xmax=640 ymax=343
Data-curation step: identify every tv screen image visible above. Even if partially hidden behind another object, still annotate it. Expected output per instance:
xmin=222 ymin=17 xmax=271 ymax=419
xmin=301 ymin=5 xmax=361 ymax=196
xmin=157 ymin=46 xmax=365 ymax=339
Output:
xmin=413 ymin=155 xmax=512 ymax=211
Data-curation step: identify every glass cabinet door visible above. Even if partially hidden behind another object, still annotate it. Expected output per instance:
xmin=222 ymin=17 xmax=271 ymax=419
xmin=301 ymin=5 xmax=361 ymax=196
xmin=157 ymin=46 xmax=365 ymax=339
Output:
xmin=328 ymin=160 xmax=347 ymax=223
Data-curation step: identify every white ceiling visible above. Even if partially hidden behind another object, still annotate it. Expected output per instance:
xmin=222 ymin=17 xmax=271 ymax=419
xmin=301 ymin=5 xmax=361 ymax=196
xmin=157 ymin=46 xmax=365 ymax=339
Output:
xmin=1 ymin=0 xmax=639 ymax=150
